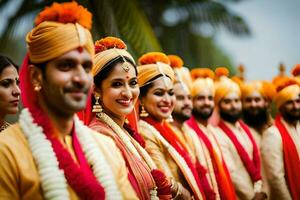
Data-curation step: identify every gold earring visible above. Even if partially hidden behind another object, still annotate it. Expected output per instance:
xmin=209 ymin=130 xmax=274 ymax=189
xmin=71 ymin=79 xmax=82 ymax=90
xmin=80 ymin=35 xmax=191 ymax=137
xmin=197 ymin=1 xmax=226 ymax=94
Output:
xmin=92 ymin=95 xmax=103 ymax=113
xmin=140 ymin=104 xmax=149 ymax=117
xmin=166 ymin=115 xmax=173 ymax=122
xmin=34 ymin=85 xmax=41 ymax=91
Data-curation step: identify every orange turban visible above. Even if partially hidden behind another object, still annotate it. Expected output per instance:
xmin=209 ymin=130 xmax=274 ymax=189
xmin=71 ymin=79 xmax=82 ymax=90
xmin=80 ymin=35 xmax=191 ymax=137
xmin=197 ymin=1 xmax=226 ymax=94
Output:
xmin=241 ymin=80 xmax=276 ymax=101
xmin=137 ymin=52 xmax=174 ymax=87
xmin=274 ymin=79 xmax=300 ymax=109
xmin=26 ymin=2 xmax=94 ymax=63
xmin=92 ymin=37 xmax=135 ymax=76
xmin=168 ymin=55 xmax=192 ymax=92
xmin=214 ymin=77 xmax=241 ymax=105
xmin=190 ymin=68 xmax=215 ymax=97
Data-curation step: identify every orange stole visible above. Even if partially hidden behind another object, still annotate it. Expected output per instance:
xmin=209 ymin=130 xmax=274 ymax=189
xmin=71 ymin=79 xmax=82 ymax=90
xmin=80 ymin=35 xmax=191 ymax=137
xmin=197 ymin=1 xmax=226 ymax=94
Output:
xmin=186 ymin=117 xmax=236 ymax=200
xmin=89 ymin=118 xmax=155 ymax=200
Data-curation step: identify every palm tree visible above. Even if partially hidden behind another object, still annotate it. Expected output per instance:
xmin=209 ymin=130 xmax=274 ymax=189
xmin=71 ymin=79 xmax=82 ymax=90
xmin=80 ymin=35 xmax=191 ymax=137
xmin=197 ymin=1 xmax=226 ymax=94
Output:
xmin=0 ymin=0 xmax=249 ymax=73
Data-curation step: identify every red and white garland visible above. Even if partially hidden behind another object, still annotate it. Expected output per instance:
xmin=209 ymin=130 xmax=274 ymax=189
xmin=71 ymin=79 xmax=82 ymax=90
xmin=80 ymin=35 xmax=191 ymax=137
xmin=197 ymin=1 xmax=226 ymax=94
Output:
xmin=19 ymin=108 xmax=122 ymax=200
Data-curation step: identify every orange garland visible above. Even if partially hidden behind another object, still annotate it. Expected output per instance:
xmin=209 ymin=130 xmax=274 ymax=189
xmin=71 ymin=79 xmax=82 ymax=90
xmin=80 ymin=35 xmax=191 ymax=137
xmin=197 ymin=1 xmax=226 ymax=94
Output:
xmin=168 ymin=55 xmax=184 ymax=68
xmin=94 ymin=37 xmax=127 ymax=54
xmin=35 ymin=2 xmax=92 ymax=30
xmin=215 ymin=67 xmax=229 ymax=78
xmin=191 ymin=68 xmax=214 ymax=80
xmin=292 ymin=64 xmax=300 ymax=76
xmin=138 ymin=52 xmax=170 ymax=65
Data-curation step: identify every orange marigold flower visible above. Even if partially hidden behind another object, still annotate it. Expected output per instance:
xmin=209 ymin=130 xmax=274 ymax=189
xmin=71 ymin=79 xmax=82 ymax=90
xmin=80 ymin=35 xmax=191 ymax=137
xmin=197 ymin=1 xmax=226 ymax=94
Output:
xmin=191 ymin=68 xmax=214 ymax=80
xmin=292 ymin=64 xmax=300 ymax=76
xmin=138 ymin=52 xmax=170 ymax=65
xmin=215 ymin=67 xmax=229 ymax=77
xmin=168 ymin=55 xmax=184 ymax=68
xmin=35 ymin=2 xmax=92 ymax=30
xmin=94 ymin=37 xmax=127 ymax=54
xmin=276 ymin=78 xmax=299 ymax=92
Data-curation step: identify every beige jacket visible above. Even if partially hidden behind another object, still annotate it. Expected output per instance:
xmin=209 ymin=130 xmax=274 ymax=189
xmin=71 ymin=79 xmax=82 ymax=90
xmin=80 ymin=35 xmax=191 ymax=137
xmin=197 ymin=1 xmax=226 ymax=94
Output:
xmin=213 ymin=121 xmax=258 ymax=200
xmin=261 ymin=119 xmax=300 ymax=200
xmin=0 ymin=123 xmax=138 ymax=200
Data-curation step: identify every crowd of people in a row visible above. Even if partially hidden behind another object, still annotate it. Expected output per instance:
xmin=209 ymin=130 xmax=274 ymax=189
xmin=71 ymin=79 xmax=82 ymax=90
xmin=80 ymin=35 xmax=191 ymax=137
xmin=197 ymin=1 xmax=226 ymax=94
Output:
xmin=0 ymin=2 xmax=299 ymax=200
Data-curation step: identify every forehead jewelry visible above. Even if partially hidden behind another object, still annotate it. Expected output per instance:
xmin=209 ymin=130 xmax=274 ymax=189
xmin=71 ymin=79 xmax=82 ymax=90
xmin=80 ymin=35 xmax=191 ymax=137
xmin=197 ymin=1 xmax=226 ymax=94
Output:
xmin=113 ymin=48 xmax=130 ymax=72
xmin=156 ymin=61 xmax=169 ymax=89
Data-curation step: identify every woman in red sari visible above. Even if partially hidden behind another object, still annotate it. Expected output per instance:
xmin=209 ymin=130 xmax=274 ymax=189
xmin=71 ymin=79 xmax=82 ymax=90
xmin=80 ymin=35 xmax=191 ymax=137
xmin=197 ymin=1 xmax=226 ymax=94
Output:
xmin=84 ymin=37 xmax=172 ymax=200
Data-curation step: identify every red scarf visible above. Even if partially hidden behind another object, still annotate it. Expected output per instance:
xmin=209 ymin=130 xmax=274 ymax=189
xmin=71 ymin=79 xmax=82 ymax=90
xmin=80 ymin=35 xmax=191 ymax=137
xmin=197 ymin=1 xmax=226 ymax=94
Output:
xmin=275 ymin=115 xmax=300 ymax=199
xmin=186 ymin=117 xmax=237 ymax=200
xmin=144 ymin=117 xmax=212 ymax=200
xmin=218 ymin=120 xmax=261 ymax=182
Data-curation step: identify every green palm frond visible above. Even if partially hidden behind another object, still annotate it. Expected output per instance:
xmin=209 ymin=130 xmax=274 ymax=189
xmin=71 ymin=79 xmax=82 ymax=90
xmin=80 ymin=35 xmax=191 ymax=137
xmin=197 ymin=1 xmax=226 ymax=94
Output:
xmin=110 ymin=0 xmax=162 ymax=56
xmin=162 ymin=1 xmax=250 ymax=35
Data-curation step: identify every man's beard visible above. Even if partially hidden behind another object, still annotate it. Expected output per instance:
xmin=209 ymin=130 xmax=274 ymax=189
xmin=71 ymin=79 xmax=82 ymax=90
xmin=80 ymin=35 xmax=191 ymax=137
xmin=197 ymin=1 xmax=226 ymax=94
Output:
xmin=192 ymin=107 xmax=214 ymax=120
xmin=220 ymin=109 xmax=242 ymax=123
xmin=243 ymin=107 xmax=269 ymax=128
xmin=172 ymin=107 xmax=191 ymax=122
xmin=281 ymin=109 xmax=300 ymax=124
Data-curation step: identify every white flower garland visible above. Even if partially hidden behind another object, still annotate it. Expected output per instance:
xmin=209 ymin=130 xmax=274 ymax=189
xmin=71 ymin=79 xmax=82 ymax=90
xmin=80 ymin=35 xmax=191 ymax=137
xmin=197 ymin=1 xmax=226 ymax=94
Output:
xmin=139 ymin=120 xmax=204 ymax=200
xmin=19 ymin=108 xmax=121 ymax=200
xmin=96 ymin=112 xmax=158 ymax=200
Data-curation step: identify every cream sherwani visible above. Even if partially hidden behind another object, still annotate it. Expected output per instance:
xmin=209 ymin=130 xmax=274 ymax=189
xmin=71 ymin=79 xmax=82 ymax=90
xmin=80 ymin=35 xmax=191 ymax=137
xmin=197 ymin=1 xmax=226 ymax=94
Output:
xmin=213 ymin=121 xmax=256 ymax=200
xmin=261 ymin=119 xmax=300 ymax=200
xmin=0 ymin=123 xmax=138 ymax=200
xmin=181 ymin=122 xmax=222 ymax=200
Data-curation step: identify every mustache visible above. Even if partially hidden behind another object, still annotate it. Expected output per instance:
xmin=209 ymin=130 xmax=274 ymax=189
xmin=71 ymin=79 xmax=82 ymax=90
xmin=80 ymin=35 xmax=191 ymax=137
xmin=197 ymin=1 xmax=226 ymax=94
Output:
xmin=182 ymin=105 xmax=192 ymax=110
xmin=64 ymin=85 xmax=89 ymax=93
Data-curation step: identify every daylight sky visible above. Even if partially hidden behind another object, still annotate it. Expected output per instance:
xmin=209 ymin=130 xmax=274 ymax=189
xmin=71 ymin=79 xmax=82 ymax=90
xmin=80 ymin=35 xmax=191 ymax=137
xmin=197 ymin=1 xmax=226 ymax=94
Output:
xmin=215 ymin=0 xmax=300 ymax=81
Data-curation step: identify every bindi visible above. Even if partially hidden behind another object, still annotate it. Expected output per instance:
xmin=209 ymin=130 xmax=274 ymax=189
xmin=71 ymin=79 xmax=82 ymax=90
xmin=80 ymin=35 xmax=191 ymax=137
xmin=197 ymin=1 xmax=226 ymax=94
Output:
xmin=77 ymin=46 xmax=83 ymax=53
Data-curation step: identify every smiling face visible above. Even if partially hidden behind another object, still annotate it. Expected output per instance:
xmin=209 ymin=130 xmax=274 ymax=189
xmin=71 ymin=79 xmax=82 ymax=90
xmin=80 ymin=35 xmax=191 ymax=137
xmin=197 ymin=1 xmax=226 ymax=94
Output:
xmin=0 ymin=65 xmax=20 ymax=117
xmin=141 ymin=77 xmax=175 ymax=122
xmin=192 ymin=89 xmax=214 ymax=121
xmin=32 ymin=49 xmax=93 ymax=117
xmin=172 ymin=83 xmax=192 ymax=122
xmin=97 ymin=62 xmax=139 ymax=120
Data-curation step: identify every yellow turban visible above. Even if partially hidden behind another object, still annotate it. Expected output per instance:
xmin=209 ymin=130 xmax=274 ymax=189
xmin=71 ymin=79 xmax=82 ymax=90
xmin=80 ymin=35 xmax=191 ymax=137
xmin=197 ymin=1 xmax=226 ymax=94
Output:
xmin=191 ymin=78 xmax=215 ymax=97
xmin=214 ymin=77 xmax=241 ymax=105
xmin=241 ymin=80 xmax=276 ymax=101
xmin=173 ymin=67 xmax=193 ymax=92
xmin=274 ymin=84 xmax=300 ymax=109
xmin=137 ymin=52 xmax=174 ymax=87
xmin=27 ymin=22 xmax=93 ymax=64
xmin=92 ymin=37 xmax=135 ymax=76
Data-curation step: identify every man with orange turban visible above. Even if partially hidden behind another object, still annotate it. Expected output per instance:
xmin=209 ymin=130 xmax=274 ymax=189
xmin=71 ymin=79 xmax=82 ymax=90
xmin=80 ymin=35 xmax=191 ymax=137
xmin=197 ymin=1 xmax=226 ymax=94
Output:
xmin=261 ymin=78 xmax=300 ymax=200
xmin=0 ymin=2 xmax=137 ymax=199
xmin=213 ymin=75 xmax=267 ymax=200
xmin=241 ymin=80 xmax=275 ymax=143
xmin=183 ymin=68 xmax=237 ymax=200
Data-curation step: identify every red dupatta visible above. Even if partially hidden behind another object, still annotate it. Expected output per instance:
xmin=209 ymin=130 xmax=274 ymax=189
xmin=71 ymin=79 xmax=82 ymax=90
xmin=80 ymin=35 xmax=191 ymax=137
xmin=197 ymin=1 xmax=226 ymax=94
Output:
xmin=275 ymin=115 xmax=300 ymax=199
xmin=186 ymin=117 xmax=237 ymax=200
xmin=218 ymin=120 xmax=261 ymax=182
xmin=144 ymin=117 xmax=214 ymax=200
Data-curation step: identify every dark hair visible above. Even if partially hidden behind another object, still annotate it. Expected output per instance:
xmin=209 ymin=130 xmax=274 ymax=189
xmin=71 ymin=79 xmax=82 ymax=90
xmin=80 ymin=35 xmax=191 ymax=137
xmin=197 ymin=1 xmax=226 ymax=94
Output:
xmin=0 ymin=54 xmax=19 ymax=74
xmin=94 ymin=56 xmax=137 ymax=87
xmin=139 ymin=74 xmax=167 ymax=98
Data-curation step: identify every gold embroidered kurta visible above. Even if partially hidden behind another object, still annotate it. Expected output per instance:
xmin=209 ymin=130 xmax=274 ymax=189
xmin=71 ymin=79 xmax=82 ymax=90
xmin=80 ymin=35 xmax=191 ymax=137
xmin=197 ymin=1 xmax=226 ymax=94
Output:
xmin=181 ymin=123 xmax=221 ymax=200
xmin=0 ymin=123 xmax=138 ymax=200
xmin=138 ymin=122 xmax=192 ymax=196
xmin=261 ymin=119 xmax=300 ymax=200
